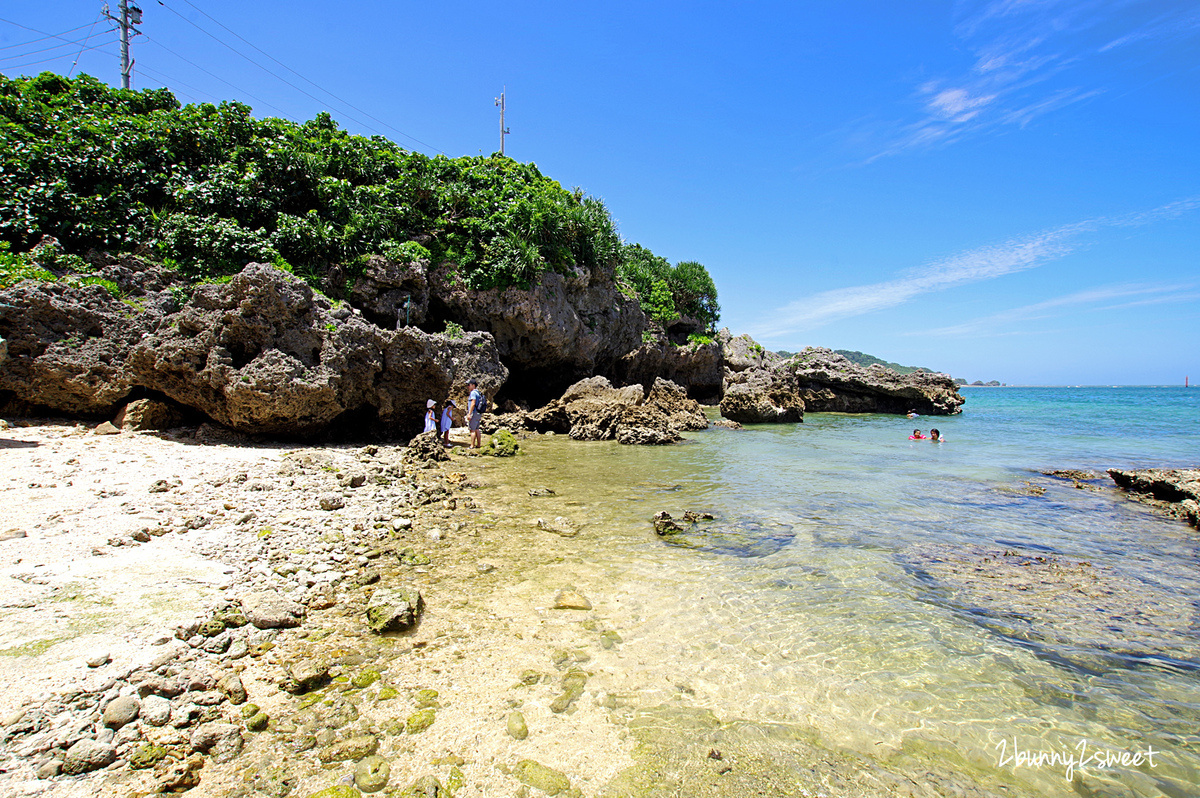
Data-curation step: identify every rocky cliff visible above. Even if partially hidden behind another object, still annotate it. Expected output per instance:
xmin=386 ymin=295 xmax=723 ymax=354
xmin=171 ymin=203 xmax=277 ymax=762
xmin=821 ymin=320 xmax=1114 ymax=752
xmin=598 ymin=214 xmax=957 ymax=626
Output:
xmin=332 ymin=254 xmax=647 ymax=404
xmin=1 ymin=256 xmax=965 ymax=439
xmin=607 ymin=336 xmax=724 ymax=404
xmin=0 ymin=262 xmax=506 ymax=438
xmin=426 ymin=265 xmax=645 ymax=404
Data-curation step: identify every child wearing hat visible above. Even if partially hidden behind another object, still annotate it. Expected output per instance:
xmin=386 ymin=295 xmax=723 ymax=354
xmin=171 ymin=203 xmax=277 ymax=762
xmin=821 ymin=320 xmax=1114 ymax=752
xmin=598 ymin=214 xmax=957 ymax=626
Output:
xmin=423 ymin=399 xmax=437 ymax=434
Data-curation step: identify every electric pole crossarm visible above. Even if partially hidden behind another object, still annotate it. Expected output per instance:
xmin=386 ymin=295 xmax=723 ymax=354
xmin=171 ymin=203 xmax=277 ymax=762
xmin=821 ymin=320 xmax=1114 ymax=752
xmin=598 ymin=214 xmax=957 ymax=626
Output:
xmin=101 ymin=1 xmax=143 ymax=89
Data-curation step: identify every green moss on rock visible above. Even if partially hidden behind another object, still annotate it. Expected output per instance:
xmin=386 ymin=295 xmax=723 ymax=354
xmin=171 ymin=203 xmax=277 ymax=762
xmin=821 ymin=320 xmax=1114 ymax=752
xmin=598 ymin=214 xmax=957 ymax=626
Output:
xmin=351 ymin=669 xmax=380 ymax=689
xmin=305 ymin=787 xmax=362 ymax=798
xmin=406 ymin=708 xmax=436 ymax=734
xmin=128 ymin=743 xmax=170 ymax=770
xmin=482 ymin=429 xmax=520 ymax=457
xmin=413 ymin=688 xmax=439 ymax=709
xmin=513 ymin=759 xmax=571 ymax=795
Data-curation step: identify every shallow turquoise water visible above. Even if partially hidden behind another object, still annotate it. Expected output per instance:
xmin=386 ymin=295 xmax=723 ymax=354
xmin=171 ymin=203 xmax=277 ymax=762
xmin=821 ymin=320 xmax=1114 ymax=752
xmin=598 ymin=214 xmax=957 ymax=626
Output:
xmin=497 ymin=387 xmax=1200 ymax=796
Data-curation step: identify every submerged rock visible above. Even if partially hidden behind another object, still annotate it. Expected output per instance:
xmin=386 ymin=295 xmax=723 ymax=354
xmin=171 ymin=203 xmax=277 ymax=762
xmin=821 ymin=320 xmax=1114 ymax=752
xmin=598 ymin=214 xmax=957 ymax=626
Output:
xmin=365 ymin=587 xmax=425 ymax=633
xmin=354 ymin=755 xmax=391 ymax=792
xmin=513 ymin=759 xmax=572 ymax=795
xmin=903 ymin=543 xmax=1199 ymax=668
xmin=282 ymin=657 xmax=332 ymax=694
xmin=318 ymin=734 xmax=379 ymax=763
xmin=507 ymin=711 xmax=529 ymax=740
xmin=553 ymin=587 xmax=592 ymax=610
xmin=1108 ymin=468 xmax=1200 ymax=527
xmin=405 ymin=708 xmax=436 ymax=734
xmin=481 ymin=428 xmax=520 ymax=456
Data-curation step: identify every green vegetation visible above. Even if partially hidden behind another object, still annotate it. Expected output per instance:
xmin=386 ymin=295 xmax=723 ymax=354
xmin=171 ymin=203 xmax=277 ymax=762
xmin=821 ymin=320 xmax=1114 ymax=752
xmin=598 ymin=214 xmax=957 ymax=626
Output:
xmin=482 ymin=428 xmax=519 ymax=456
xmin=833 ymin=349 xmax=929 ymax=375
xmin=0 ymin=72 xmax=719 ymax=329
xmin=615 ymin=245 xmax=720 ymax=333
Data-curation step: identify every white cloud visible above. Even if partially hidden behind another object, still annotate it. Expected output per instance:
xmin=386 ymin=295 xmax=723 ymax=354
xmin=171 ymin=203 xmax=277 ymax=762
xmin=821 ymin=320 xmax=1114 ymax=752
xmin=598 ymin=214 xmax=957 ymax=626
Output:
xmin=867 ymin=0 xmax=1198 ymax=159
xmin=748 ymin=197 xmax=1198 ymax=341
xmin=911 ymin=282 xmax=1200 ymax=337
xmin=927 ymin=87 xmax=998 ymax=122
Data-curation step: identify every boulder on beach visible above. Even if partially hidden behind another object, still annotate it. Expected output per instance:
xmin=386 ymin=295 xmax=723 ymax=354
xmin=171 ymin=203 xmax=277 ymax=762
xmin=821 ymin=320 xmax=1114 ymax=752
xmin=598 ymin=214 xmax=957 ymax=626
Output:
xmin=189 ymin=722 xmax=244 ymax=763
xmin=241 ymin=590 xmax=306 ymax=629
xmin=522 ymin=376 xmax=705 ymax=445
xmin=365 ymin=586 xmax=425 ymax=633
xmin=62 ymin=739 xmax=117 ymax=775
xmin=115 ymin=398 xmax=188 ymax=431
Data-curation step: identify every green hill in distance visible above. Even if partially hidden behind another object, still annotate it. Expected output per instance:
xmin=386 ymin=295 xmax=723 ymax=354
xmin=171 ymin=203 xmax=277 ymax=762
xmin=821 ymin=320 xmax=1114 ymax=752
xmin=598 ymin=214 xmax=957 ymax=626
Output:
xmin=833 ymin=350 xmax=931 ymax=375
xmin=773 ymin=348 xmax=932 ymax=375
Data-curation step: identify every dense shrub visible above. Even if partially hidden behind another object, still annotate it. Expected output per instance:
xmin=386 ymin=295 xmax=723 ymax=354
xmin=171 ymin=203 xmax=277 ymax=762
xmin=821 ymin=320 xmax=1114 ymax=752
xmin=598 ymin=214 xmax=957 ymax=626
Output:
xmin=0 ymin=72 xmax=718 ymax=325
xmin=615 ymin=245 xmax=720 ymax=333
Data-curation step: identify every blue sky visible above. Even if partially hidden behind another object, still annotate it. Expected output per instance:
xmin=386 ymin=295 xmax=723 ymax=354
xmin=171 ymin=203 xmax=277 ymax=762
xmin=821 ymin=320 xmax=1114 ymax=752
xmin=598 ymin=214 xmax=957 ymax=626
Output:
xmin=3 ymin=1 xmax=1198 ymax=384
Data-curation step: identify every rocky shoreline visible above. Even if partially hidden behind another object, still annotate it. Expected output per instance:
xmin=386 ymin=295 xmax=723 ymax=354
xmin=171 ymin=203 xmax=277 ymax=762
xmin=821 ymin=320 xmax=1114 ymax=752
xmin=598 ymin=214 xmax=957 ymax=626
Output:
xmin=1 ymin=256 xmax=965 ymax=443
xmin=1107 ymin=468 xmax=1200 ymax=528
xmin=0 ymin=419 xmax=642 ymax=797
xmin=1 ymin=418 xmax=1029 ymax=798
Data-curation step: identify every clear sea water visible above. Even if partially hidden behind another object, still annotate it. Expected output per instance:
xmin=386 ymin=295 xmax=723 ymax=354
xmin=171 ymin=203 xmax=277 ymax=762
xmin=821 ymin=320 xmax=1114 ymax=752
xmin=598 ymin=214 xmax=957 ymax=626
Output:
xmin=488 ymin=387 xmax=1200 ymax=797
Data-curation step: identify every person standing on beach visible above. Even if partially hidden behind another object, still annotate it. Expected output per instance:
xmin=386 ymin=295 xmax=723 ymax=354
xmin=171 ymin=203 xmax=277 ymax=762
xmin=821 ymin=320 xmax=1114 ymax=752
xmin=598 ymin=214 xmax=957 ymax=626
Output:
xmin=423 ymin=400 xmax=437 ymax=434
xmin=466 ymin=380 xmax=483 ymax=449
xmin=440 ymin=400 xmax=456 ymax=447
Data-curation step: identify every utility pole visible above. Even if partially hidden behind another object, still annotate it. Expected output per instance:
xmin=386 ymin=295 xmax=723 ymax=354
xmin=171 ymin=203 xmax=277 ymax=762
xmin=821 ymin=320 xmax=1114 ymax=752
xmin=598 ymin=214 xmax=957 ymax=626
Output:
xmin=102 ymin=1 xmax=143 ymax=89
xmin=494 ymin=87 xmax=510 ymax=156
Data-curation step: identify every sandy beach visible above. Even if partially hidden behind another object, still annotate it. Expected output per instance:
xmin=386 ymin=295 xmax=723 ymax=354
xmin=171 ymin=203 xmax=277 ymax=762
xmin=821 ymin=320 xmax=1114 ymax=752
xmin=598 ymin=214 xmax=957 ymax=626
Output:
xmin=0 ymin=420 xmax=642 ymax=797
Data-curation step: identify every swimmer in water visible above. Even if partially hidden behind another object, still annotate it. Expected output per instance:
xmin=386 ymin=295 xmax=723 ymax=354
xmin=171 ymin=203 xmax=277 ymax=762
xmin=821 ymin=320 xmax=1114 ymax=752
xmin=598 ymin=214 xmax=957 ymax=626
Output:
xmin=909 ymin=429 xmax=927 ymax=440
xmin=930 ymin=428 xmax=943 ymax=442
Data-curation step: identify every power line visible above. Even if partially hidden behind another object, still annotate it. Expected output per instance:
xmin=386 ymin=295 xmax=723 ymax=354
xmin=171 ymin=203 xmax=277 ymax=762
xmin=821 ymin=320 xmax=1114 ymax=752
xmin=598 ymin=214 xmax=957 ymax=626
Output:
xmin=0 ymin=32 xmax=96 ymax=64
xmin=0 ymin=19 xmax=95 ymax=49
xmin=158 ymin=0 xmax=446 ymax=154
xmin=0 ymin=20 xmax=95 ymax=51
xmin=142 ymin=36 xmax=291 ymax=117
xmin=69 ymin=14 xmax=105 ymax=77
xmin=1 ymin=43 xmax=117 ymax=74
xmin=153 ymin=2 xmax=379 ymax=130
